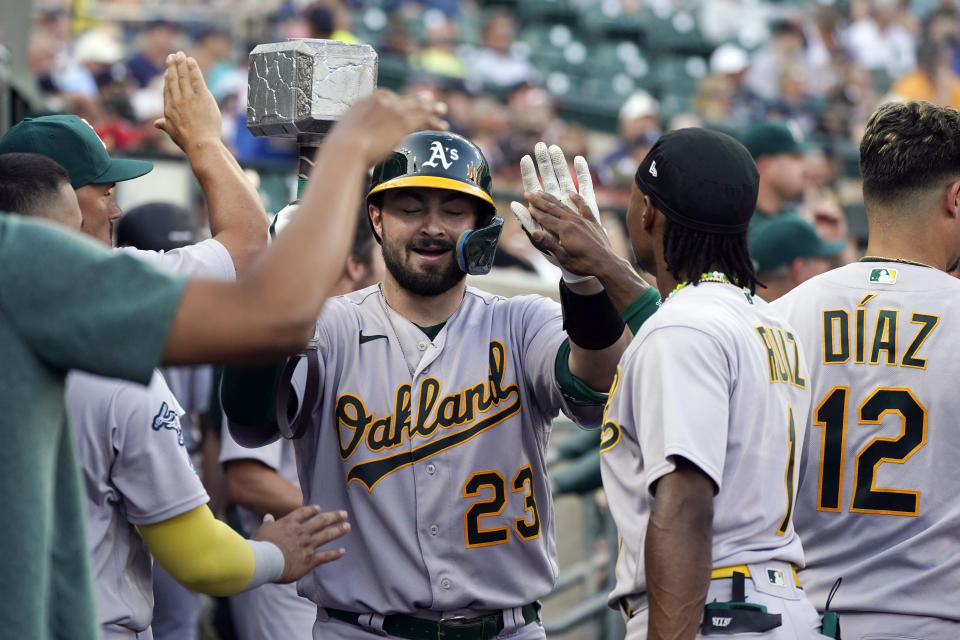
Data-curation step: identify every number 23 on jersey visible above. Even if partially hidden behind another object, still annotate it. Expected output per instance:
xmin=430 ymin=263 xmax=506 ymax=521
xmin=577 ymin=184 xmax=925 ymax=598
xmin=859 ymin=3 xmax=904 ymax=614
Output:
xmin=462 ymin=465 xmax=541 ymax=548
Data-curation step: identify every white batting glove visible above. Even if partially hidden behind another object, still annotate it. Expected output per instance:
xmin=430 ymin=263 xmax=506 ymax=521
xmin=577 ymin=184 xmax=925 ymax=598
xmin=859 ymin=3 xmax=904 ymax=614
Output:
xmin=270 ymin=202 xmax=299 ymax=240
xmin=511 ymin=142 xmax=603 ymax=284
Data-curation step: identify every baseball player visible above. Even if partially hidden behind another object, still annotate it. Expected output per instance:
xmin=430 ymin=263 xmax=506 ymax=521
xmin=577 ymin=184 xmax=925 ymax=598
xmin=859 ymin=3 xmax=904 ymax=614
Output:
xmin=1 ymin=52 xmax=271 ymax=639
xmin=116 ymin=202 xmax=217 ymax=640
xmin=599 ymin=128 xmax=828 ymax=639
xmin=223 ymin=133 xmax=659 ymax=640
xmin=0 ymin=80 xmax=449 ymax=639
xmin=221 ymin=210 xmax=383 ymax=640
xmin=772 ymin=100 xmax=960 ymax=639
xmin=0 ymin=146 xmax=351 ymax=639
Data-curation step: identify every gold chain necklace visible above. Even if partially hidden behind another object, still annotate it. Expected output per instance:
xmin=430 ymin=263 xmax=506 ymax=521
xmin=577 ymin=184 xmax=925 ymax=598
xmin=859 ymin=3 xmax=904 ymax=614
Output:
xmin=860 ymin=255 xmax=936 ymax=269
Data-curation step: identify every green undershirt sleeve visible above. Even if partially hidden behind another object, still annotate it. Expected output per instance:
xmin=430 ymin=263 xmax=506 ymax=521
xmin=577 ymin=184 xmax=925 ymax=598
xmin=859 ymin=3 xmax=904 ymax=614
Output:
xmin=554 ymin=287 xmax=661 ymax=405
xmin=220 ymin=362 xmax=287 ymax=428
xmin=621 ymin=287 xmax=662 ymax=335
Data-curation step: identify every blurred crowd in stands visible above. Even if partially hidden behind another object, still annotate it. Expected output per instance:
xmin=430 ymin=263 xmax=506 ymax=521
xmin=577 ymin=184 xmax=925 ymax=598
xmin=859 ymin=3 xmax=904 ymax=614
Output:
xmin=12 ymin=0 xmax=960 ymax=275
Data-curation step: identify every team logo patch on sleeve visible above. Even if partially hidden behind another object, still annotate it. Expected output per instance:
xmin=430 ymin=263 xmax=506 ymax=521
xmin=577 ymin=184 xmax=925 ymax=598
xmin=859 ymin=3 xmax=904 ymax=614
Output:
xmin=869 ymin=268 xmax=897 ymax=284
xmin=152 ymin=401 xmax=184 ymax=446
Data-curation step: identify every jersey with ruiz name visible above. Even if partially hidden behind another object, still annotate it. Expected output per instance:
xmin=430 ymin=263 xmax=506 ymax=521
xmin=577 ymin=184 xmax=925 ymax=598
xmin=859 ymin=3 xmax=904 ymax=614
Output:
xmin=772 ymin=262 xmax=960 ymax=620
xmin=601 ymin=282 xmax=809 ymax=608
xmin=285 ymin=284 xmax=601 ymax=614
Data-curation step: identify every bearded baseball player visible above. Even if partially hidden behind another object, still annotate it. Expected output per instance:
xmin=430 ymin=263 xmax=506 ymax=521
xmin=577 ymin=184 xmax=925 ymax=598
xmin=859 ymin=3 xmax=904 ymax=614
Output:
xmin=600 ymin=128 xmax=829 ymax=639
xmin=223 ymin=132 xmax=659 ymax=639
xmin=772 ymin=101 xmax=960 ymax=640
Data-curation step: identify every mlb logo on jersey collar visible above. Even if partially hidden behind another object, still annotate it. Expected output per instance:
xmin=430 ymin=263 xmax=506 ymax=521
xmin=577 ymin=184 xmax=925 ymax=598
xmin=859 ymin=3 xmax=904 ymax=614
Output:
xmin=869 ymin=268 xmax=897 ymax=284
xmin=766 ymin=568 xmax=785 ymax=587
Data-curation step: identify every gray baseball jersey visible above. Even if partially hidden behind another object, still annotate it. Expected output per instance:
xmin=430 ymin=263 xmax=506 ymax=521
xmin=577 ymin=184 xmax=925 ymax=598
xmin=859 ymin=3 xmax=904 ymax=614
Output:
xmin=68 ymin=370 xmax=208 ymax=636
xmin=281 ymin=285 xmax=600 ymax=616
xmin=220 ymin=416 xmax=315 ymax=639
xmin=600 ymin=283 xmax=810 ymax=611
xmin=68 ymin=239 xmax=233 ymax=636
xmin=131 ymin=243 xmax=225 ymax=452
xmin=160 ymin=364 xmax=213 ymax=453
xmin=773 ymin=262 xmax=960 ymax=623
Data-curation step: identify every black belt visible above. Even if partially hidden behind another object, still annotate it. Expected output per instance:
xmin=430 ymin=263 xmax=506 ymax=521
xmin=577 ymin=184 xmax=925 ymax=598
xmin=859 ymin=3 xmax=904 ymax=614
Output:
xmin=326 ymin=603 xmax=539 ymax=640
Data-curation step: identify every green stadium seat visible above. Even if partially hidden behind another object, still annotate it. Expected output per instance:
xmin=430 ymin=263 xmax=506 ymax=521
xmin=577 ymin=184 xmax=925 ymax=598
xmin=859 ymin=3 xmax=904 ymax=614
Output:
xmin=642 ymin=9 xmax=712 ymax=56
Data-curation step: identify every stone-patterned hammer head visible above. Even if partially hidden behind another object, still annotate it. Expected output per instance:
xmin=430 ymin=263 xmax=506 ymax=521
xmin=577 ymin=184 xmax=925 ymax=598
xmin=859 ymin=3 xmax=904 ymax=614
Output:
xmin=247 ymin=39 xmax=378 ymax=138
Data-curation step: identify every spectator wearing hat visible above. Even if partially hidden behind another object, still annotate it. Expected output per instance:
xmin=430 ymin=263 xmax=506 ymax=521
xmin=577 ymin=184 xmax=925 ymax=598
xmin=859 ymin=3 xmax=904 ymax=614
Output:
xmin=708 ymin=43 xmax=764 ymax=129
xmin=597 ymin=90 xmax=662 ymax=188
xmin=749 ymin=214 xmax=845 ymax=301
xmin=741 ymin=120 xmax=809 ymax=225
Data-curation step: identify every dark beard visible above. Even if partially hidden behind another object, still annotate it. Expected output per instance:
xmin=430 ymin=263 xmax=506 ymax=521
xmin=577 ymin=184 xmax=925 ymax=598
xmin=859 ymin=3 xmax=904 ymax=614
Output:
xmin=382 ymin=241 xmax=465 ymax=297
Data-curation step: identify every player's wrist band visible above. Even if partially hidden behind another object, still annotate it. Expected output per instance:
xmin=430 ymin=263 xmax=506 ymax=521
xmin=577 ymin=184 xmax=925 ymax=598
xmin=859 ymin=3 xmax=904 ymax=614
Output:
xmin=559 ymin=280 xmax=625 ymax=350
xmin=246 ymin=539 xmax=285 ymax=590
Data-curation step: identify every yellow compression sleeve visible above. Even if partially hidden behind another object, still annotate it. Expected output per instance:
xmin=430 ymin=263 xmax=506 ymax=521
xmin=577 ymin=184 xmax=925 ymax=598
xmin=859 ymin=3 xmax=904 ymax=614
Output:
xmin=138 ymin=505 xmax=256 ymax=596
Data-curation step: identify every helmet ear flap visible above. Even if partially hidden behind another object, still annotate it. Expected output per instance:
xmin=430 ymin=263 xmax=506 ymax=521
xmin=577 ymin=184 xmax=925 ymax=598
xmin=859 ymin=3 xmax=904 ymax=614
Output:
xmin=456 ymin=217 xmax=504 ymax=275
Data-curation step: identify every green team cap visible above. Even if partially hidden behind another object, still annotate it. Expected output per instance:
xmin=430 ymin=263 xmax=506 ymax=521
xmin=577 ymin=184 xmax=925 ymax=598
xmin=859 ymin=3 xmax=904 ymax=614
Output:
xmin=0 ymin=115 xmax=153 ymax=188
xmin=741 ymin=121 xmax=812 ymax=159
xmin=749 ymin=214 xmax=846 ymax=272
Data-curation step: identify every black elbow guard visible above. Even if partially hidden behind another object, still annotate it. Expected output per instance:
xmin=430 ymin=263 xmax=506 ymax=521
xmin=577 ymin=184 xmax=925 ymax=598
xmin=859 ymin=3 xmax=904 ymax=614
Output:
xmin=559 ymin=280 xmax=626 ymax=350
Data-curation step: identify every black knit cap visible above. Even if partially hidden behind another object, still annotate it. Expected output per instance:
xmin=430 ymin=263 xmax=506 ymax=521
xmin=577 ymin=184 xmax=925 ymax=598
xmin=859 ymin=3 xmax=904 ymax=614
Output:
xmin=634 ymin=128 xmax=759 ymax=234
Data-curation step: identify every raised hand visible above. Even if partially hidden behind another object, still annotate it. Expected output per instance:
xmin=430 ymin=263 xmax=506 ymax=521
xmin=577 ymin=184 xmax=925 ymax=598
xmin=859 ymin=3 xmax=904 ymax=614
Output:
xmin=154 ymin=51 xmax=222 ymax=151
xmin=251 ymin=505 xmax=350 ymax=583
xmin=511 ymin=142 xmax=604 ymax=283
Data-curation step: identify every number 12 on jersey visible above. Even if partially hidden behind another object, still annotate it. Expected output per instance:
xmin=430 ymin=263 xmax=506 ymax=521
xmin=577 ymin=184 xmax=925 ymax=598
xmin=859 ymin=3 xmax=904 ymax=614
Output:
xmin=814 ymin=386 xmax=927 ymax=516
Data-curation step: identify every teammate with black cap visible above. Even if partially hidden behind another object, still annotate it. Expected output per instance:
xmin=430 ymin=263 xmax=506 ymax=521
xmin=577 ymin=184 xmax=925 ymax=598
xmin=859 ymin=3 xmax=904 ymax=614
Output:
xmin=599 ymin=128 xmax=831 ymax=639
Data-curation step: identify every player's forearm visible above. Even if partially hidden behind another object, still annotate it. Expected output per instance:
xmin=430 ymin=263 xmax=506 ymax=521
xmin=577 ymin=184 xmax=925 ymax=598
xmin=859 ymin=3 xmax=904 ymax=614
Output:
xmin=225 ymin=460 xmax=303 ymax=518
xmin=582 ymin=253 xmax=651 ymax=313
xmin=186 ymin=138 xmax=269 ymax=274
xmin=138 ymin=504 xmax=282 ymax=596
xmin=163 ymin=136 xmax=368 ymax=364
xmin=645 ymin=463 xmax=714 ymax=640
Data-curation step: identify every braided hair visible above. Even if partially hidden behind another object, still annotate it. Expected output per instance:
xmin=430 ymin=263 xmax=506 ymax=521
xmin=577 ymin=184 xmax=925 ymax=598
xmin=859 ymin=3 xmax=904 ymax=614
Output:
xmin=662 ymin=217 xmax=763 ymax=294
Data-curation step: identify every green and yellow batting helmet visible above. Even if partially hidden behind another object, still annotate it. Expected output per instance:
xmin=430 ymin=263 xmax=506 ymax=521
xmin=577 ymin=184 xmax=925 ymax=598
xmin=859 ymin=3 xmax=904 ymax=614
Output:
xmin=366 ymin=130 xmax=503 ymax=275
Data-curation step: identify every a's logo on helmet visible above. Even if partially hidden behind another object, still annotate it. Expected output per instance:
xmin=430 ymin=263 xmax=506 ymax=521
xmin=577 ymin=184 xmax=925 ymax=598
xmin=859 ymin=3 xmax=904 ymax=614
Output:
xmin=422 ymin=140 xmax=459 ymax=170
